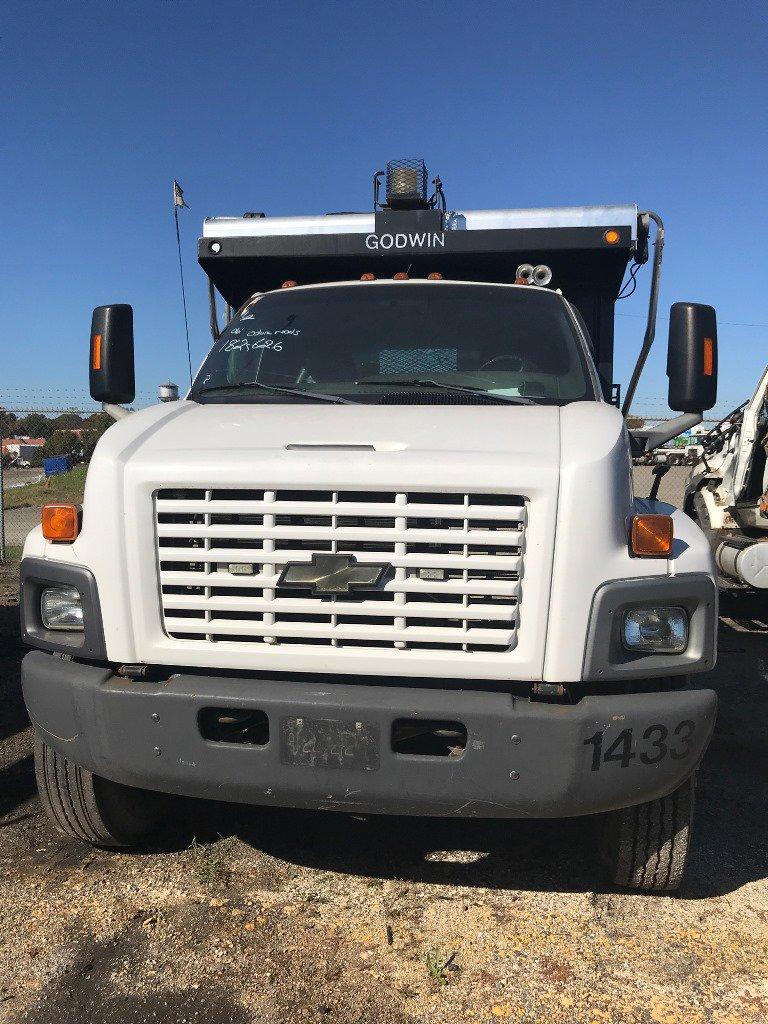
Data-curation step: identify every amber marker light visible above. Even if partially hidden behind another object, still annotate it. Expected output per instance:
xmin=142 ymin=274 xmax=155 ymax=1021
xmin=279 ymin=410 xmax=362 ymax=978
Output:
xmin=91 ymin=333 xmax=102 ymax=371
xmin=360 ymin=273 xmax=376 ymax=281
xmin=281 ymin=280 xmax=297 ymax=289
xmin=631 ymin=514 xmax=673 ymax=557
xmin=703 ymin=337 xmax=714 ymax=376
xmin=393 ymin=272 xmax=409 ymax=280
xmin=42 ymin=504 xmax=80 ymax=543
xmin=427 ymin=272 xmax=443 ymax=280
xmin=604 ymin=229 xmax=621 ymax=245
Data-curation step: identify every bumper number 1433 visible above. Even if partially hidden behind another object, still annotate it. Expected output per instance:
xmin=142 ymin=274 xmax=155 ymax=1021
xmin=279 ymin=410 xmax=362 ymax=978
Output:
xmin=583 ymin=721 xmax=695 ymax=771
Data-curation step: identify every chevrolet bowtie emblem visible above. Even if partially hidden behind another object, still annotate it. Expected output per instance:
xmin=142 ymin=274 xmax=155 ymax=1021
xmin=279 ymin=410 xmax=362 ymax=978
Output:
xmin=278 ymin=553 xmax=390 ymax=595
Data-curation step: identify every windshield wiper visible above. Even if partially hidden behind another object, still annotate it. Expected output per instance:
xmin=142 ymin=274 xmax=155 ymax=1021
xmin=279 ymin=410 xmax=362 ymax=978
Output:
xmin=354 ymin=379 xmax=534 ymax=404
xmin=196 ymin=381 xmax=354 ymax=404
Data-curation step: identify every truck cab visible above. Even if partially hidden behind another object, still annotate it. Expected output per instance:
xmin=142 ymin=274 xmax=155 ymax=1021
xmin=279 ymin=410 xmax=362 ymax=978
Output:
xmin=20 ymin=162 xmax=720 ymax=891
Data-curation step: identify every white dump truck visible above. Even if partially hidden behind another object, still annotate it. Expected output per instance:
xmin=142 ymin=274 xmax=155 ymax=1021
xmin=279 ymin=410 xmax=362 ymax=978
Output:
xmin=21 ymin=161 xmax=721 ymax=891
xmin=686 ymin=365 xmax=768 ymax=590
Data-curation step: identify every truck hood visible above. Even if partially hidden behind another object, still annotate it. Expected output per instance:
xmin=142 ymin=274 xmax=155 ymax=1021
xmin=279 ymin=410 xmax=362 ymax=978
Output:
xmin=96 ymin=399 xmax=562 ymax=465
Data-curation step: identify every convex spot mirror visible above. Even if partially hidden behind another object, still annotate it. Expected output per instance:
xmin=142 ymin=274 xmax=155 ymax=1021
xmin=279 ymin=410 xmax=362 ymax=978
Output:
xmin=667 ymin=302 xmax=717 ymax=413
xmin=89 ymin=304 xmax=135 ymax=405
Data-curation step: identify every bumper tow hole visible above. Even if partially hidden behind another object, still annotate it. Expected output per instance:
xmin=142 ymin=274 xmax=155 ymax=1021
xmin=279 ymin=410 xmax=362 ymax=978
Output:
xmin=198 ymin=707 xmax=269 ymax=746
xmin=391 ymin=719 xmax=467 ymax=758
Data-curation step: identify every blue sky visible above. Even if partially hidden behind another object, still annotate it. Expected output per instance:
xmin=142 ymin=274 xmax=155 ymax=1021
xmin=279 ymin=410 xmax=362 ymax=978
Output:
xmin=2 ymin=0 xmax=766 ymax=418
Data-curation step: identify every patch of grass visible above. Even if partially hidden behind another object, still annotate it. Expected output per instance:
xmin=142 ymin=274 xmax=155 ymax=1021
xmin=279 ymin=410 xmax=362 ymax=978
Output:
xmin=3 ymin=464 xmax=88 ymax=510
xmin=425 ymin=947 xmax=450 ymax=986
xmin=190 ymin=838 xmax=230 ymax=886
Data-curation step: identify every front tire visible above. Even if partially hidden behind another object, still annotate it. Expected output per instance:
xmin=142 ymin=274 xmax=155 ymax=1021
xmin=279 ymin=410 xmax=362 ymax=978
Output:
xmin=34 ymin=734 xmax=163 ymax=848
xmin=602 ymin=774 xmax=696 ymax=893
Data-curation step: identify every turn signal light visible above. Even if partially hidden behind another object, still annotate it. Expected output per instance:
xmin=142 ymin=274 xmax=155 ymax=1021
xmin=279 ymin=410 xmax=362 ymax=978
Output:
xmin=703 ymin=336 xmax=714 ymax=376
xmin=604 ymin=229 xmax=621 ymax=245
xmin=42 ymin=504 xmax=80 ymax=543
xmin=631 ymin=514 xmax=673 ymax=557
xmin=91 ymin=333 xmax=102 ymax=371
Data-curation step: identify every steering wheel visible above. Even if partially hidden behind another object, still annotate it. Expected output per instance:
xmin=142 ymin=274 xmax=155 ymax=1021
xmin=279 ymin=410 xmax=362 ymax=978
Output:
xmin=480 ymin=354 xmax=525 ymax=371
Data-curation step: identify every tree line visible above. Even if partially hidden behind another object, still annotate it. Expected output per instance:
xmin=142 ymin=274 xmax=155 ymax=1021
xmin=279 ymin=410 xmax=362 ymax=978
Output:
xmin=0 ymin=410 xmax=113 ymax=466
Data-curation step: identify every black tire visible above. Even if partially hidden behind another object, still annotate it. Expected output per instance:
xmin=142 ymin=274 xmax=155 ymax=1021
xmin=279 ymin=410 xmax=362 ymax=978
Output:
xmin=601 ymin=774 xmax=696 ymax=893
xmin=34 ymin=733 xmax=163 ymax=848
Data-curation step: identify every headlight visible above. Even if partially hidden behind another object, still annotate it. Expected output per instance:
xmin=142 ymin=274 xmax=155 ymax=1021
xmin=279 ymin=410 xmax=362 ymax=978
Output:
xmin=622 ymin=606 xmax=688 ymax=653
xmin=40 ymin=586 xmax=84 ymax=631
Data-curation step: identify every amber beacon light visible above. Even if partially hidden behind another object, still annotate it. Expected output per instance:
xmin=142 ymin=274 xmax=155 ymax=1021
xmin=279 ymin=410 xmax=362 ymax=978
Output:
xmin=42 ymin=504 xmax=80 ymax=543
xmin=631 ymin=514 xmax=673 ymax=557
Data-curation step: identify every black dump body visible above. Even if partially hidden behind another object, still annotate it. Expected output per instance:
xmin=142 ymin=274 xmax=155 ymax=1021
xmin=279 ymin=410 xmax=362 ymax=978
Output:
xmin=199 ymin=207 xmax=647 ymax=398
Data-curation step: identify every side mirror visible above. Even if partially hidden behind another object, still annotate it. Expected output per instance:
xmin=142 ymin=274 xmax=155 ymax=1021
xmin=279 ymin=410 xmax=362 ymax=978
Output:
xmin=89 ymin=305 xmax=135 ymax=405
xmin=667 ymin=302 xmax=717 ymax=413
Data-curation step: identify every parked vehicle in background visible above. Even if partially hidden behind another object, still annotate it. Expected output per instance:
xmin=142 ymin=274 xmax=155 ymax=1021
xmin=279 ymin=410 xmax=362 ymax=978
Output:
xmin=686 ymin=364 xmax=768 ymax=590
xmin=1 ymin=437 xmax=46 ymax=466
xmin=20 ymin=161 xmax=721 ymax=891
xmin=651 ymin=443 xmax=703 ymax=468
xmin=653 ymin=444 xmax=688 ymax=466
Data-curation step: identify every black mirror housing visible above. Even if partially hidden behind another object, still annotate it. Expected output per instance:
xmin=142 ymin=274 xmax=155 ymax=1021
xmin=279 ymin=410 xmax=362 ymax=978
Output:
xmin=89 ymin=305 xmax=135 ymax=405
xmin=667 ymin=302 xmax=717 ymax=413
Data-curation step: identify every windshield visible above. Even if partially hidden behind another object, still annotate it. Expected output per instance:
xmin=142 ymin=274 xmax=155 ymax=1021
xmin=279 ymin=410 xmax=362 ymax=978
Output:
xmin=191 ymin=282 xmax=597 ymax=405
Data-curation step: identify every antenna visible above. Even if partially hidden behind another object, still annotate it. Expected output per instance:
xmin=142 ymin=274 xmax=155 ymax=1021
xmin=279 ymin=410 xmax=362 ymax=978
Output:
xmin=172 ymin=180 xmax=194 ymax=388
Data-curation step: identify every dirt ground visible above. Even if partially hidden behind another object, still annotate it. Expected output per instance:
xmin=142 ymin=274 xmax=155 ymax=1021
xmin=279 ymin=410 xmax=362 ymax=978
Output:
xmin=1 ymin=553 xmax=767 ymax=1023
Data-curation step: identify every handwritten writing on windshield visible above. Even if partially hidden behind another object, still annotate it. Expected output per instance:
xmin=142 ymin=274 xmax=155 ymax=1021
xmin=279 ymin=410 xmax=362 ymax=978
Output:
xmin=219 ymin=328 xmax=300 ymax=354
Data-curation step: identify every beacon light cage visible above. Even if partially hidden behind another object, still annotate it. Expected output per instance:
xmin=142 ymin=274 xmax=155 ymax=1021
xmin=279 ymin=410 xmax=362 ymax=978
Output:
xmin=386 ymin=159 xmax=429 ymax=209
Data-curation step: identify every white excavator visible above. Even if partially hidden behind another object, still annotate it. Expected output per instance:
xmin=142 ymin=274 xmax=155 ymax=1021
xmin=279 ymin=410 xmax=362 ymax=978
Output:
xmin=685 ymin=364 xmax=768 ymax=590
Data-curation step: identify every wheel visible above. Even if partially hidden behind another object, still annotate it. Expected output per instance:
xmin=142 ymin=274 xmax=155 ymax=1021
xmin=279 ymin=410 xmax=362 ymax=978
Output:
xmin=34 ymin=733 xmax=164 ymax=848
xmin=601 ymin=774 xmax=696 ymax=893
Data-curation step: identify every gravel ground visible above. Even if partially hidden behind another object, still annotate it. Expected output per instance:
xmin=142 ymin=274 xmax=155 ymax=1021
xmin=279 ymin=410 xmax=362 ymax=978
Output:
xmin=1 ymin=470 xmax=767 ymax=1023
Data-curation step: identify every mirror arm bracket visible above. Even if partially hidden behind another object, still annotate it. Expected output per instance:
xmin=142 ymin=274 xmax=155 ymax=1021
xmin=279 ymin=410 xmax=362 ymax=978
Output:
xmin=102 ymin=402 xmax=132 ymax=422
xmin=629 ymin=412 xmax=702 ymax=456
xmin=622 ymin=211 xmax=665 ymax=417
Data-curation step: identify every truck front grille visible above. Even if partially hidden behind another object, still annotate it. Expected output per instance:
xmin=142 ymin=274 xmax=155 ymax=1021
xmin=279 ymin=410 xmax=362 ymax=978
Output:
xmin=155 ymin=489 xmax=525 ymax=653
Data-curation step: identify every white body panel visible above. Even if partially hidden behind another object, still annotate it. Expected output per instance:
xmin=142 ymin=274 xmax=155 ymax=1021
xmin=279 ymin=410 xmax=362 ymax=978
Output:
xmin=731 ymin=364 xmax=768 ymax=505
xmin=24 ymin=398 xmax=713 ymax=683
xmin=690 ymin=364 xmax=768 ymax=532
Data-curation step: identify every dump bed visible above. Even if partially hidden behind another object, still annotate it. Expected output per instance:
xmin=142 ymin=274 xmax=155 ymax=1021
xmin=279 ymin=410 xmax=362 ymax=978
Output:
xmin=199 ymin=204 xmax=646 ymax=396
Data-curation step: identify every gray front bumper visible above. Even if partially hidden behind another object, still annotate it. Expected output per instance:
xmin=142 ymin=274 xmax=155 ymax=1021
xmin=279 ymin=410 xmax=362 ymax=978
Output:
xmin=22 ymin=651 xmax=717 ymax=819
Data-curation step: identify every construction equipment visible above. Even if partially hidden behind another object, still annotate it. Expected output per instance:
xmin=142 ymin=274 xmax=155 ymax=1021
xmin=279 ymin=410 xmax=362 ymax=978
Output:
xmin=686 ymin=365 xmax=768 ymax=589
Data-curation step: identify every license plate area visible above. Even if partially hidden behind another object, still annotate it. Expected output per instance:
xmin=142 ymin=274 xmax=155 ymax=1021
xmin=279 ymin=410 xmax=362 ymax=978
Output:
xmin=280 ymin=716 xmax=380 ymax=771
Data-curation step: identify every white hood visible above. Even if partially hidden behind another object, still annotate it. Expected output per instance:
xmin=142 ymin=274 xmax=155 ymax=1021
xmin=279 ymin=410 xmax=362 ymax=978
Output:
xmin=100 ymin=400 xmax=562 ymax=464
